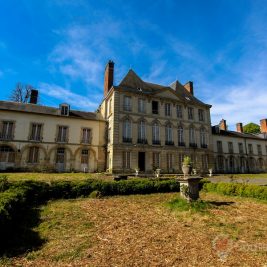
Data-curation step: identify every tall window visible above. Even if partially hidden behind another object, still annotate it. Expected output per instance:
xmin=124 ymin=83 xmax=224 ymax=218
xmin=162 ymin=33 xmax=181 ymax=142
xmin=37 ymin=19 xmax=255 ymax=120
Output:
xmin=138 ymin=98 xmax=146 ymax=113
xmin=217 ymin=156 xmax=224 ymax=170
xmin=167 ymin=153 xmax=173 ymax=170
xmin=238 ymin=143 xmax=244 ymax=154
xmin=165 ymin=103 xmax=171 ymax=116
xmin=81 ymin=128 xmax=91 ymax=144
xmin=165 ymin=124 xmax=173 ymax=145
xmin=198 ymin=109 xmax=205 ymax=121
xmin=28 ymin=147 xmax=39 ymax=163
xmin=188 ymin=107 xmax=194 ymax=120
xmin=57 ymin=126 xmax=68 ymax=143
xmin=123 ymin=151 xmax=131 ymax=169
xmin=0 ymin=146 xmax=15 ymax=163
xmin=176 ymin=105 xmax=183 ymax=118
xmin=178 ymin=126 xmax=184 ymax=146
xmin=189 ymin=127 xmax=195 ymax=146
xmin=152 ymin=101 xmax=159 ymax=114
xmin=153 ymin=152 xmax=160 ymax=168
xmin=202 ymin=154 xmax=208 ymax=169
xmin=29 ymin=123 xmax=42 ymax=141
xmin=0 ymin=121 xmax=14 ymax=140
xmin=248 ymin=144 xmax=253 ymax=154
xmin=123 ymin=119 xmax=132 ymax=143
xmin=81 ymin=149 xmax=89 ymax=164
xmin=200 ymin=128 xmax=207 ymax=148
xmin=152 ymin=122 xmax=160 ymax=145
xmin=257 ymin=144 xmax=262 ymax=155
xmin=138 ymin=120 xmax=146 ymax=143
xmin=56 ymin=148 xmax=65 ymax=163
xmin=217 ymin=141 xmax=223 ymax=153
xmin=123 ymin=96 xmax=132 ymax=111
xmin=228 ymin=142 xmax=233 ymax=153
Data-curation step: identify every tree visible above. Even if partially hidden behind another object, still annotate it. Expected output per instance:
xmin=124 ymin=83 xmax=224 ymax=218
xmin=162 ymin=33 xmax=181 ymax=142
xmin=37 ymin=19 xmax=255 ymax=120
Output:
xmin=243 ymin=123 xmax=260 ymax=134
xmin=9 ymin=82 xmax=34 ymax=103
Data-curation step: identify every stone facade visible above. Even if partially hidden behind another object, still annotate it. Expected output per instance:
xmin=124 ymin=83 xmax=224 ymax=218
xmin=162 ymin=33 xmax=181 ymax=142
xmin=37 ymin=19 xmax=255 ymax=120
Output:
xmin=100 ymin=63 xmax=214 ymax=173
xmin=1 ymin=61 xmax=267 ymax=174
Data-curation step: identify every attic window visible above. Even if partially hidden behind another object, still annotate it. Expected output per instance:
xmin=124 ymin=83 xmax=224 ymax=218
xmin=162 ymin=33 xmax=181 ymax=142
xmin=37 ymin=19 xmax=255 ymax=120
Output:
xmin=185 ymin=96 xmax=191 ymax=101
xmin=137 ymin=87 xmax=142 ymax=92
xmin=60 ymin=104 xmax=70 ymax=116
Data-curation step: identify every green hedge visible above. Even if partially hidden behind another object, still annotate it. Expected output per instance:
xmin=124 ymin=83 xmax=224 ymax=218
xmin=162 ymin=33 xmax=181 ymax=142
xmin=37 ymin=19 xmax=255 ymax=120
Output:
xmin=203 ymin=182 xmax=267 ymax=200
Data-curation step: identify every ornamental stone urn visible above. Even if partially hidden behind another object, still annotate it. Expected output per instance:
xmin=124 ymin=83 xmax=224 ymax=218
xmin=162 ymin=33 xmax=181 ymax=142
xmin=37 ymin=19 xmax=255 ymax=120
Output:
xmin=177 ymin=176 xmax=202 ymax=202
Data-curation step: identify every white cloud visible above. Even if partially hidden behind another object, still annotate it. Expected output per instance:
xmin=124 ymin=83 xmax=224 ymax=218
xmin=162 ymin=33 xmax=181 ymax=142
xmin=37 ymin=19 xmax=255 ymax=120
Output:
xmin=38 ymin=82 xmax=99 ymax=110
xmin=208 ymin=75 xmax=267 ymax=129
xmin=48 ymin=21 xmax=123 ymax=89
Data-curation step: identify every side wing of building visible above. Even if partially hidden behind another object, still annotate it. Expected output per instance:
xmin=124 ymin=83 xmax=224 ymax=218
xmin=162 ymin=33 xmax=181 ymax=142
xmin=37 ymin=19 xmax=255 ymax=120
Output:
xmin=212 ymin=126 xmax=267 ymax=173
xmin=0 ymin=101 xmax=106 ymax=172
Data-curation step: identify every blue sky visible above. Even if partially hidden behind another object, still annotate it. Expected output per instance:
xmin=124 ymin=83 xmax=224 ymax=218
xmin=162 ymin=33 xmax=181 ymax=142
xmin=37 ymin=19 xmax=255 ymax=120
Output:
xmin=1 ymin=0 xmax=267 ymax=129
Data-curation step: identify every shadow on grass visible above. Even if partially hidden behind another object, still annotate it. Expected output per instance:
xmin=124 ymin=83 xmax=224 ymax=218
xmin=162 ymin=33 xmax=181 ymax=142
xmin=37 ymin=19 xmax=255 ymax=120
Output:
xmin=207 ymin=201 xmax=235 ymax=207
xmin=0 ymin=205 xmax=45 ymax=258
xmin=167 ymin=198 xmax=235 ymax=213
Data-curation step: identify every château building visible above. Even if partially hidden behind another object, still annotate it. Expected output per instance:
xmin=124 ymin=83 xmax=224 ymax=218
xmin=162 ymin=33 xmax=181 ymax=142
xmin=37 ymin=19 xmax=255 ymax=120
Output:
xmin=99 ymin=61 xmax=213 ymax=173
xmin=0 ymin=61 xmax=267 ymax=173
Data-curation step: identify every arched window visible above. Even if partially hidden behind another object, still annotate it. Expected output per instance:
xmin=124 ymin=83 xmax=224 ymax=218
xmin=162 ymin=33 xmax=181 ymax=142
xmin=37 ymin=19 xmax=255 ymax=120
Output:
xmin=152 ymin=122 xmax=160 ymax=145
xmin=178 ymin=126 xmax=184 ymax=146
xmin=28 ymin=146 xmax=39 ymax=163
xmin=165 ymin=124 xmax=173 ymax=145
xmin=123 ymin=119 xmax=132 ymax=143
xmin=138 ymin=120 xmax=147 ymax=143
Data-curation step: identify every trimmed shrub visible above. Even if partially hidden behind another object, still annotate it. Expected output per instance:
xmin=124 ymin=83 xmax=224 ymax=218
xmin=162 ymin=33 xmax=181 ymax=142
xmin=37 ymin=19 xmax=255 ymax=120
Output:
xmin=202 ymin=182 xmax=267 ymax=200
xmin=0 ymin=175 xmax=9 ymax=192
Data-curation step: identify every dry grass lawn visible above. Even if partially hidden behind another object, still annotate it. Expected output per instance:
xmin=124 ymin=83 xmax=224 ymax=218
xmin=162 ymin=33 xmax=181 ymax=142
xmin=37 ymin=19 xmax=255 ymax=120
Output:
xmin=2 ymin=192 xmax=267 ymax=267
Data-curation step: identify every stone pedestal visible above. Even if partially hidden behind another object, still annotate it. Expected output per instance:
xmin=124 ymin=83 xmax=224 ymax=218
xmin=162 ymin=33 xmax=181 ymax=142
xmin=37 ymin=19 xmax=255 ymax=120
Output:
xmin=176 ymin=176 xmax=202 ymax=201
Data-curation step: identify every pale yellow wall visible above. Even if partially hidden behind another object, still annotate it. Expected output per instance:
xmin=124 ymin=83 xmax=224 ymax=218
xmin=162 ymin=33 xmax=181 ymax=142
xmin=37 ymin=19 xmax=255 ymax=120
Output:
xmin=212 ymin=134 xmax=267 ymax=173
xmin=0 ymin=110 xmax=106 ymax=172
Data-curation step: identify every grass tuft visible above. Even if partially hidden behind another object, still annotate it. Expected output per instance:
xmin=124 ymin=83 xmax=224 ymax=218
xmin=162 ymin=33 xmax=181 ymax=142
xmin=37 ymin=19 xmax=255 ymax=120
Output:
xmin=167 ymin=197 xmax=212 ymax=213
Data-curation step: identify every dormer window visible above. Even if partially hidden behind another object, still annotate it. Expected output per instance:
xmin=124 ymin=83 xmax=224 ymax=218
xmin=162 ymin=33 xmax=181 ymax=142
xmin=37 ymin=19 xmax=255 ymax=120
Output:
xmin=60 ymin=104 xmax=70 ymax=116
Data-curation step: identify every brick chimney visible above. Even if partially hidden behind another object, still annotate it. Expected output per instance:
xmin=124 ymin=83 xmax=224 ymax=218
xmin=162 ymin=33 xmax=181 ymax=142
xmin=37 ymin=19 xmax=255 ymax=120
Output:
xmin=219 ymin=119 xmax=227 ymax=131
xmin=236 ymin=123 xmax=243 ymax=133
xmin=184 ymin=81 xmax=194 ymax=95
xmin=29 ymin=89 xmax=38 ymax=104
xmin=104 ymin=60 xmax=114 ymax=97
xmin=260 ymin=119 xmax=267 ymax=133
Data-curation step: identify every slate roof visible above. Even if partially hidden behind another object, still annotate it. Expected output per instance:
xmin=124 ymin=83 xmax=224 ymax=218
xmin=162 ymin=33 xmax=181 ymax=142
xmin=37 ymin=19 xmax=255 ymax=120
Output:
xmin=115 ymin=69 xmax=211 ymax=107
xmin=0 ymin=101 xmax=98 ymax=120
xmin=212 ymin=126 xmax=266 ymax=140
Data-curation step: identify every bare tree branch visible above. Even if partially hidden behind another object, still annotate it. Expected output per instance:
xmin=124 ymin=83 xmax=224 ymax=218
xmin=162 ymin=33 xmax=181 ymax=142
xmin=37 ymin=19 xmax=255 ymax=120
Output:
xmin=10 ymin=82 xmax=35 ymax=103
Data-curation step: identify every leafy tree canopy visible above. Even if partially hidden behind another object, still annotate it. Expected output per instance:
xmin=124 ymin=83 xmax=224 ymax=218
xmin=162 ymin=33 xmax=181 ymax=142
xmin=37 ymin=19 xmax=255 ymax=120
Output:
xmin=243 ymin=123 xmax=260 ymax=134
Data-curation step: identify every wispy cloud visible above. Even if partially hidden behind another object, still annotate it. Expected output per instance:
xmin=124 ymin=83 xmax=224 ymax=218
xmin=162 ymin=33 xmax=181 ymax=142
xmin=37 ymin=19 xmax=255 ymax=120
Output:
xmin=48 ymin=21 xmax=123 ymax=90
xmin=38 ymin=82 xmax=99 ymax=110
